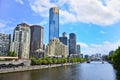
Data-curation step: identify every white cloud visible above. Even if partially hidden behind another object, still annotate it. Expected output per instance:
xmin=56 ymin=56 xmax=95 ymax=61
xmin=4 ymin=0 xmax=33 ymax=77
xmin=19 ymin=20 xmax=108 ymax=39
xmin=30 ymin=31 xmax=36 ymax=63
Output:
xmin=29 ymin=0 xmax=56 ymax=17
xmin=100 ymin=31 xmax=105 ymax=34
xmin=29 ymin=0 xmax=120 ymax=26
xmin=80 ymin=40 xmax=120 ymax=55
xmin=0 ymin=22 xmax=6 ymax=28
xmin=77 ymin=42 xmax=89 ymax=48
xmin=0 ymin=20 xmax=14 ymax=34
xmin=16 ymin=0 xmax=24 ymax=5
xmin=39 ymin=20 xmax=48 ymax=26
xmin=59 ymin=10 xmax=77 ymax=24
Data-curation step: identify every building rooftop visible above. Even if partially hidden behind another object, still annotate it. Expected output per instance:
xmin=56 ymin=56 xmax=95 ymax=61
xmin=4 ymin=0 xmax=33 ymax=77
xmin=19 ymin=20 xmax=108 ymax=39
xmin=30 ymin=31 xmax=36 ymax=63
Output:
xmin=17 ymin=23 xmax=30 ymax=27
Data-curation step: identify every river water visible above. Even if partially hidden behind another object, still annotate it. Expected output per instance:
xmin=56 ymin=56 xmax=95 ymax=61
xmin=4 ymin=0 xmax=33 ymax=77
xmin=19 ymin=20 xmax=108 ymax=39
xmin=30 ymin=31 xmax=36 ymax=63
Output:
xmin=0 ymin=61 xmax=117 ymax=80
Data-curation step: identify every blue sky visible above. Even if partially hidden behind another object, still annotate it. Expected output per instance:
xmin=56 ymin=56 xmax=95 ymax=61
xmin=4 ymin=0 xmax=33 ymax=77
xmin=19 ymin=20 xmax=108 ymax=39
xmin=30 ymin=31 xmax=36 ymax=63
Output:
xmin=0 ymin=0 xmax=120 ymax=55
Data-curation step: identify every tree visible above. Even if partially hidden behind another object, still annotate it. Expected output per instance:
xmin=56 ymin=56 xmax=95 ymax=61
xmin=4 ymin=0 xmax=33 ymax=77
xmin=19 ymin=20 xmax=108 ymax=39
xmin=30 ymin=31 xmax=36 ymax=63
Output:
xmin=48 ymin=58 xmax=53 ymax=65
xmin=57 ymin=58 xmax=62 ymax=64
xmin=31 ymin=58 xmax=37 ymax=65
xmin=111 ymin=46 xmax=120 ymax=69
xmin=61 ymin=58 xmax=67 ymax=63
xmin=37 ymin=58 xmax=42 ymax=65
xmin=42 ymin=59 xmax=48 ymax=65
xmin=53 ymin=58 xmax=57 ymax=64
xmin=7 ymin=51 xmax=17 ymax=57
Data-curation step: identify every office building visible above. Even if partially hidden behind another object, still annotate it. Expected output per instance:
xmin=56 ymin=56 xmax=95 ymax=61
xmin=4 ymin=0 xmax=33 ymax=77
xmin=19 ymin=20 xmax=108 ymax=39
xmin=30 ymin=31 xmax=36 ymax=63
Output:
xmin=49 ymin=7 xmax=59 ymax=41
xmin=84 ymin=55 xmax=89 ymax=58
xmin=59 ymin=32 xmax=68 ymax=45
xmin=46 ymin=38 xmax=68 ymax=58
xmin=76 ymin=44 xmax=81 ymax=54
xmin=11 ymin=23 xmax=30 ymax=59
xmin=0 ymin=33 xmax=11 ymax=56
xmin=69 ymin=33 xmax=76 ymax=55
xmin=30 ymin=25 xmax=44 ymax=58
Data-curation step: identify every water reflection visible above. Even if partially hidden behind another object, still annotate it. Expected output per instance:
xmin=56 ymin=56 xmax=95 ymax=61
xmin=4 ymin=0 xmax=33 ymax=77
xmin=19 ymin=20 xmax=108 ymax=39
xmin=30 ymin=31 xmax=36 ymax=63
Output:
xmin=0 ymin=61 xmax=117 ymax=80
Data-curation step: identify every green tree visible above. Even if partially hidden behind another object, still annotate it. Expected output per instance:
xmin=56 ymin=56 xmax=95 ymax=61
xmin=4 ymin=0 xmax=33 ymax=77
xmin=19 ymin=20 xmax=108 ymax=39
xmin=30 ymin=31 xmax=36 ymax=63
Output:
xmin=7 ymin=51 xmax=17 ymax=57
xmin=111 ymin=46 xmax=120 ymax=69
xmin=70 ymin=58 xmax=73 ymax=63
xmin=48 ymin=58 xmax=53 ymax=65
xmin=31 ymin=57 xmax=37 ymax=65
xmin=53 ymin=58 xmax=57 ymax=64
xmin=42 ymin=58 xmax=48 ymax=65
xmin=37 ymin=58 xmax=42 ymax=65
xmin=76 ymin=58 xmax=81 ymax=62
xmin=57 ymin=58 xmax=62 ymax=64
xmin=61 ymin=58 xmax=67 ymax=63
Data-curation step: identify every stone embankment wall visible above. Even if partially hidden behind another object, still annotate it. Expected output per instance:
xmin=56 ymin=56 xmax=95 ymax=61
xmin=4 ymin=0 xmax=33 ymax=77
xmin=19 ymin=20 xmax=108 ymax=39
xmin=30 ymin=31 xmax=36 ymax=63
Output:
xmin=0 ymin=62 xmax=80 ymax=74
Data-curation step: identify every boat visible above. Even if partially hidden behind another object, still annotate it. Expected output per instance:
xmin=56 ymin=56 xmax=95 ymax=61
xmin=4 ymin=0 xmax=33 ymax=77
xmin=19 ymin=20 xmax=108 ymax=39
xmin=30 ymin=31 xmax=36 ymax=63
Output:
xmin=87 ymin=60 xmax=90 ymax=63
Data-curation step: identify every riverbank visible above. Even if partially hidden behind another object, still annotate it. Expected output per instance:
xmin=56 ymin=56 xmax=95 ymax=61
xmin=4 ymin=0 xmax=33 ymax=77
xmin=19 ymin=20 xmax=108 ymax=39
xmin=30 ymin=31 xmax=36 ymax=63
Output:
xmin=0 ymin=62 xmax=80 ymax=74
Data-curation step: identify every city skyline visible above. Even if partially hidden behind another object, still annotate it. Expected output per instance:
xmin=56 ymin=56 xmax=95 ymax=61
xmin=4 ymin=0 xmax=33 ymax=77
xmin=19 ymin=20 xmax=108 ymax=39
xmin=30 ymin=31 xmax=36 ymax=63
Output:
xmin=0 ymin=0 xmax=120 ymax=55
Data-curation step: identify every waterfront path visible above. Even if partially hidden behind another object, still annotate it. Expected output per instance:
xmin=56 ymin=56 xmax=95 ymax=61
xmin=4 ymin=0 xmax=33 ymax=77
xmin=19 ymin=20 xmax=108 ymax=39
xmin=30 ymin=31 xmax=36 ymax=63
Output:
xmin=0 ymin=63 xmax=78 ymax=74
xmin=0 ymin=61 xmax=117 ymax=80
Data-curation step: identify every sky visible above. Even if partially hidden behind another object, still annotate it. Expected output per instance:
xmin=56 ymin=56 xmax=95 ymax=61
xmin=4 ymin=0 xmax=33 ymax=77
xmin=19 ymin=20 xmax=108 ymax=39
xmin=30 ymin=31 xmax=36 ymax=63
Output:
xmin=0 ymin=0 xmax=120 ymax=55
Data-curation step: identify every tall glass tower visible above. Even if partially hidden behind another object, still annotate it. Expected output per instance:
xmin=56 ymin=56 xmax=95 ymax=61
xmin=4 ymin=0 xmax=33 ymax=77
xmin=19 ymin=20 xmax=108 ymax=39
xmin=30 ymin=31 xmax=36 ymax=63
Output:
xmin=30 ymin=25 xmax=44 ymax=58
xmin=49 ymin=7 xmax=59 ymax=41
xmin=69 ymin=33 xmax=76 ymax=54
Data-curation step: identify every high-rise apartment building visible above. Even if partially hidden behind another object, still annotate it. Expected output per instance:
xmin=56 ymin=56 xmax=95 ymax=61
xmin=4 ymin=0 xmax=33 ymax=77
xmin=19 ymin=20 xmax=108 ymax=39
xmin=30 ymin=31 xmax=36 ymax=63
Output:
xmin=69 ymin=33 xmax=76 ymax=55
xmin=11 ymin=23 xmax=30 ymax=59
xmin=49 ymin=7 xmax=59 ymax=41
xmin=0 ymin=33 xmax=11 ymax=56
xmin=59 ymin=32 xmax=68 ymax=45
xmin=30 ymin=25 xmax=44 ymax=58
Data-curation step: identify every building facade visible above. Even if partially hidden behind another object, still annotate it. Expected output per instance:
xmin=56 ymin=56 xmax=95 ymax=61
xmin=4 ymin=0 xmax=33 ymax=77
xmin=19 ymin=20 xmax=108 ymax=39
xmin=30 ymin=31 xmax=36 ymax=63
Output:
xmin=11 ymin=23 xmax=30 ymax=59
xmin=69 ymin=33 xmax=76 ymax=55
xmin=30 ymin=25 xmax=44 ymax=58
xmin=76 ymin=44 xmax=81 ymax=54
xmin=0 ymin=33 xmax=11 ymax=56
xmin=46 ymin=38 xmax=68 ymax=58
xmin=49 ymin=7 xmax=59 ymax=41
xmin=59 ymin=32 xmax=68 ymax=46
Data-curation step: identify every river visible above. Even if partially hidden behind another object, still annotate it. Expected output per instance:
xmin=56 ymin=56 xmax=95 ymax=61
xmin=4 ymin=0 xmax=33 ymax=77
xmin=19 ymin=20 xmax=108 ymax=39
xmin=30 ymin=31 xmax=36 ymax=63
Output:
xmin=0 ymin=61 xmax=117 ymax=80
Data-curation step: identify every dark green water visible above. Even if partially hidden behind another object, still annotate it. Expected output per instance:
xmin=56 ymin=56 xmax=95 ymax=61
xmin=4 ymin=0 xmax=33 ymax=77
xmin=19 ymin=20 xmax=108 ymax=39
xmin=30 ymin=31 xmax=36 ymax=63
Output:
xmin=0 ymin=61 xmax=117 ymax=80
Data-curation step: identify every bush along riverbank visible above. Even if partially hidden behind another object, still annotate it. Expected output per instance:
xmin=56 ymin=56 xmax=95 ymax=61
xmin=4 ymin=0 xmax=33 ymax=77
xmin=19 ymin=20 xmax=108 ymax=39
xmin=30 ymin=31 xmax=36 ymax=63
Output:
xmin=31 ymin=57 xmax=87 ymax=65
xmin=105 ymin=47 xmax=120 ymax=70
xmin=0 ymin=57 xmax=87 ymax=74
xmin=105 ymin=46 xmax=120 ymax=79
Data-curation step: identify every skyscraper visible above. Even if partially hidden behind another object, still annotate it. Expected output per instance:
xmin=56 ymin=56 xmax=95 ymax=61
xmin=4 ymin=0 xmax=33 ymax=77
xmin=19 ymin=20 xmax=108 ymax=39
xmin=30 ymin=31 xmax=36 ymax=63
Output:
xmin=30 ymin=25 xmax=44 ymax=58
xmin=59 ymin=32 xmax=68 ymax=45
xmin=69 ymin=33 xmax=76 ymax=55
xmin=0 ymin=33 xmax=11 ymax=56
xmin=76 ymin=44 xmax=81 ymax=54
xmin=49 ymin=7 xmax=59 ymax=41
xmin=11 ymin=23 xmax=30 ymax=59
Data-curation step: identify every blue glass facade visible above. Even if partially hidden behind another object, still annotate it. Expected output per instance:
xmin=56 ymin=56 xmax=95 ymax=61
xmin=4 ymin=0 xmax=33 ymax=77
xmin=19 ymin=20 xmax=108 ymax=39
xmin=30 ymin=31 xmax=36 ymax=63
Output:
xmin=49 ymin=7 xmax=59 ymax=41
xmin=30 ymin=25 xmax=44 ymax=58
xmin=59 ymin=32 xmax=68 ymax=46
xmin=59 ymin=37 xmax=67 ymax=45
xmin=69 ymin=33 xmax=76 ymax=54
